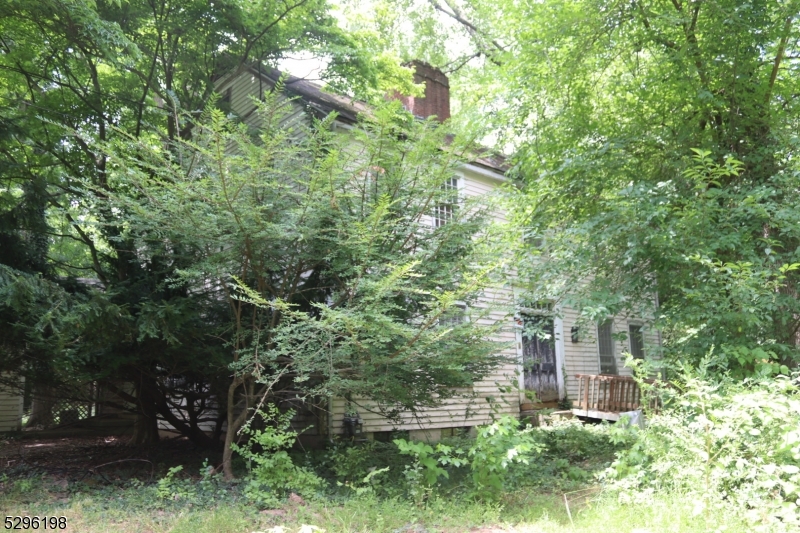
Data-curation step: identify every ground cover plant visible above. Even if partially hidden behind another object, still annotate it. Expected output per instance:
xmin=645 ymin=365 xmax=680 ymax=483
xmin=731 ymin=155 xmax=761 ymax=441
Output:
xmin=0 ymin=388 xmax=778 ymax=532
xmin=606 ymin=367 xmax=800 ymax=530
xmin=0 ymin=485 xmax=757 ymax=533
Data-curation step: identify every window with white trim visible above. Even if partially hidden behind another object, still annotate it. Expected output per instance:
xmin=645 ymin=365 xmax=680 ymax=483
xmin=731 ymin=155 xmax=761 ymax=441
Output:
xmin=439 ymin=303 xmax=466 ymax=328
xmin=432 ymin=176 xmax=459 ymax=227
xmin=597 ymin=319 xmax=617 ymax=374
xmin=629 ymin=324 xmax=645 ymax=360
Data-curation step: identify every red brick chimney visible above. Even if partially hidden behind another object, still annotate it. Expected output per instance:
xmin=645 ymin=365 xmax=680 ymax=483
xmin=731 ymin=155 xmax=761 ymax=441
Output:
xmin=395 ymin=61 xmax=450 ymax=122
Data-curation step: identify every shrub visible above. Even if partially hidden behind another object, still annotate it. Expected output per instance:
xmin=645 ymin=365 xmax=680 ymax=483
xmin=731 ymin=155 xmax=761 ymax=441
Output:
xmin=154 ymin=460 xmax=232 ymax=506
xmin=507 ymin=418 xmax=623 ymax=491
xmin=393 ymin=415 xmax=544 ymax=500
xmin=467 ymin=416 xmax=544 ymax=495
xmin=232 ymin=406 xmax=324 ymax=507
xmin=327 ymin=440 xmax=412 ymax=484
xmin=538 ymin=418 xmax=622 ymax=462
xmin=606 ymin=372 xmax=800 ymax=527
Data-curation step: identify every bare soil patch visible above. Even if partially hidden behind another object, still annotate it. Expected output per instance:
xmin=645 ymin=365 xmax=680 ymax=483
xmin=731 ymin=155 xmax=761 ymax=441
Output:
xmin=0 ymin=434 xmax=213 ymax=485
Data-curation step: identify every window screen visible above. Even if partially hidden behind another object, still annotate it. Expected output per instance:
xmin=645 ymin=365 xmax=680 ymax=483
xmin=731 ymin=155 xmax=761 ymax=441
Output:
xmin=597 ymin=319 xmax=617 ymax=374
xmin=629 ymin=324 xmax=645 ymax=360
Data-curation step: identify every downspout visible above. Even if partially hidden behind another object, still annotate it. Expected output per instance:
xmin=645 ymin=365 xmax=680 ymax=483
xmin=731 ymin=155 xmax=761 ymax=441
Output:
xmin=654 ymin=290 xmax=665 ymax=380
xmin=327 ymin=395 xmax=335 ymax=445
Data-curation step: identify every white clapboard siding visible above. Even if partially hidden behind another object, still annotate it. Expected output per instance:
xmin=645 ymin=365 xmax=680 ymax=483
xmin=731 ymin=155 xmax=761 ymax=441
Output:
xmin=560 ymin=304 xmax=662 ymax=402
xmin=215 ymin=68 xmax=312 ymax=154
xmin=0 ymin=375 xmax=24 ymax=432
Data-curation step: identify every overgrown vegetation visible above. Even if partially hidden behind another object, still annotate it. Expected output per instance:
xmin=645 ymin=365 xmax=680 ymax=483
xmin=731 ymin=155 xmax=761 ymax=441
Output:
xmin=231 ymin=407 xmax=323 ymax=507
xmin=607 ymin=367 xmax=800 ymax=529
xmin=0 ymin=0 xmax=425 ymax=450
xmin=7 ymin=365 xmax=800 ymax=531
xmin=5 ymin=1 xmax=800 ymax=531
xmin=0 ymin=480 xmax=756 ymax=533
xmin=161 ymin=367 xmax=799 ymax=531
xmin=5 ymin=364 xmax=797 ymax=531
xmin=351 ymin=0 xmax=800 ymax=374
xmin=1 ymin=393 xmax=774 ymax=531
xmin=2 ymin=70 xmax=509 ymax=476
xmin=99 ymin=95 xmax=508 ymax=477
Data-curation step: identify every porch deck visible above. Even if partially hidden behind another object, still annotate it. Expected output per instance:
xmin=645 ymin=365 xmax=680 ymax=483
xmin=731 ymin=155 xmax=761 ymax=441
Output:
xmin=571 ymin=374 xmax=656 ymax=421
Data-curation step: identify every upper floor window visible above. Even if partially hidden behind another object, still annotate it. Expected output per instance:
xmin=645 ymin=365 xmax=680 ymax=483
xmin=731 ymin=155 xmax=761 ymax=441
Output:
xmin=433 ymin=176 xmax=460 ymax=227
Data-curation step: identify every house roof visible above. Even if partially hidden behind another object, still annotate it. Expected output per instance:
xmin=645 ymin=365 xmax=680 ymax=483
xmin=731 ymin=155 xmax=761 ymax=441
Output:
xmin=245 ymin=64 xmax=369 ymax=125
xmin=469 ymin=149 xmax=510 ymax=174
xmin=218 ymin=63 xmax=509 ymax=174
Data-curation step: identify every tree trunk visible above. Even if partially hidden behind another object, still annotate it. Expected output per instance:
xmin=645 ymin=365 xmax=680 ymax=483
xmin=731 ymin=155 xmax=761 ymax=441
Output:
xmin=130 ymin=410 xmax=160 ymax=446
xmin=27 ymin=385 xmax=56 ymax=427
xmin=222 ymin=377 xmax=248 ymax=480
xmin=155 ymin=390 xmax=221 ymax=449
xmin=129 ymin=375 xmax=160 ymax=446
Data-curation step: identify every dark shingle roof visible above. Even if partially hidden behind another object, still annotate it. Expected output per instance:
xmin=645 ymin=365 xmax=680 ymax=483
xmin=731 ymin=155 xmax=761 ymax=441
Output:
xmin=236 ymin=64 xmax=508 ymax=174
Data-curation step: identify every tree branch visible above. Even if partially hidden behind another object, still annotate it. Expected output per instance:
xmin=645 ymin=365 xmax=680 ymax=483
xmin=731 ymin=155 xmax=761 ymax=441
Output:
xmin=427 ymin=0 xmax=505 ymax=66
xmin=50 ymin=201 xmax=109 ymax=285
xmin=766 ymin=16 xmax=794 ymax=105
xmin=240 ymin=0 xmax=312 ymax=66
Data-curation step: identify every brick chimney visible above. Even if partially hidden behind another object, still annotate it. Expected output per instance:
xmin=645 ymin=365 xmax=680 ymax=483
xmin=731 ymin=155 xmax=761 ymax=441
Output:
xmin=395 ymin=61 xmax=450 ymax=122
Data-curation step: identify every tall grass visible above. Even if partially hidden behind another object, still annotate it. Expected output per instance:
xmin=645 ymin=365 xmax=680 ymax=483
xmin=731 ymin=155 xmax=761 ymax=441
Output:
xmin=1 ymin=483 xmax=755 ymax=532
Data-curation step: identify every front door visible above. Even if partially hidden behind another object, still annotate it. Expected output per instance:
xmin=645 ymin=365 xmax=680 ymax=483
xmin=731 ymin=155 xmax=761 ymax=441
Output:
xmin=521 ymin=313 xmax=559 ymax=402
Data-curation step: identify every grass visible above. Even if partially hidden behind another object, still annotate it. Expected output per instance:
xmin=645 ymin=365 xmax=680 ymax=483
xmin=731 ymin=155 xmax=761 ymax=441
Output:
xmin=0 ymin=417 xmax=781 ymax=532
xmin=1 ymin=476 xmax=759 ymax=533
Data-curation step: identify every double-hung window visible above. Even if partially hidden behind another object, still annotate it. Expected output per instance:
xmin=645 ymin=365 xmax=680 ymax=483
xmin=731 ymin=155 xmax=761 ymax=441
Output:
xmin=629 ymin=324 xmax=645 ymax=360
xmin=433 ymin=176 xmax=460 ymax=227
xmin=597 ymin=319 xmax=617 ymax=374
xmin=439 ymin=303 xmax=466 ymax=328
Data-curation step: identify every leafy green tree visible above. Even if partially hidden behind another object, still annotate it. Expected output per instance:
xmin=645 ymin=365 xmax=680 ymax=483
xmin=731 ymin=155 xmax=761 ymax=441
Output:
xmin=103 ymin=94 xmax=508 ymax=478
xmin=391 ymin=0 xmax=800 ymax=374
xmin=0 ymin=0 xmax=415 ymax=444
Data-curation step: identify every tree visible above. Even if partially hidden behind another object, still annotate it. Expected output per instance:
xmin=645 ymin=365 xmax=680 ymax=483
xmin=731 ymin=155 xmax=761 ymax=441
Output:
xmin=102 ymin=94 xmax=508 ymax=478
xmin=0 ymin=0 xmax=413 ymax=444
xmin=389 ymin=0 xmax=800 ymax=374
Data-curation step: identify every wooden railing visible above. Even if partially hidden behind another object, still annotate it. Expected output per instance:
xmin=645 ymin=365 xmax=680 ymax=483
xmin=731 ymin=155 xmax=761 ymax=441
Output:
xmin=573 ymin=374 xmax=657 ymax=419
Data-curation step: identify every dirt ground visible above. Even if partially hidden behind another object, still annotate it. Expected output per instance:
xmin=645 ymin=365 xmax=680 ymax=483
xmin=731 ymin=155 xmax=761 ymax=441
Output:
xmin=0 ymin=434 xmax=214 ymax=485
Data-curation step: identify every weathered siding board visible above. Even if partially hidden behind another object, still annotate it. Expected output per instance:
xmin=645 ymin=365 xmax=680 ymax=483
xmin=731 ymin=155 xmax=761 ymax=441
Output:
xmin=0 ymin=375 xmax=23 ymax=432
xmin=217 ymin=71 xmax=312 ymax=145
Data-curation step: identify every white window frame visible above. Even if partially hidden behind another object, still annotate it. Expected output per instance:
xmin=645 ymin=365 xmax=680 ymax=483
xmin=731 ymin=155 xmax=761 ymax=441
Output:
xmin=438 ymin=302 xmax=468 ymax=328
xmin=432 ymin=175 xmax=462 ymax=228
xmin=597 ymin=319 xmax=617 ymax=375
xmin=627 ymin=322 xmax=646 ymax=360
